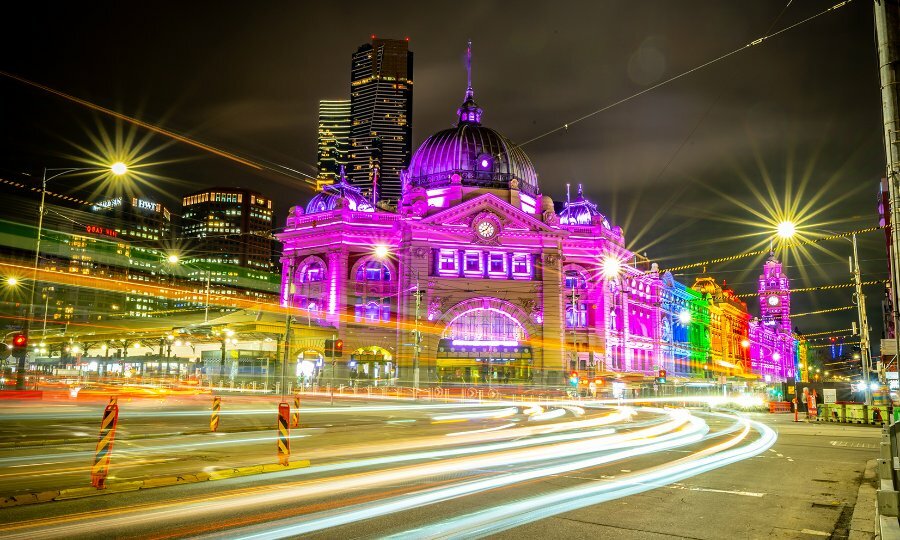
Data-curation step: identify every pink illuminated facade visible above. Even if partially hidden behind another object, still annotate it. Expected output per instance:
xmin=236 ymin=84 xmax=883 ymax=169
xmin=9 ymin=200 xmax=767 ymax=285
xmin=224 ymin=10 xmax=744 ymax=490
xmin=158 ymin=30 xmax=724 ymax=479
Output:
xmin=277 ymin=51 xmax=798 ymax=386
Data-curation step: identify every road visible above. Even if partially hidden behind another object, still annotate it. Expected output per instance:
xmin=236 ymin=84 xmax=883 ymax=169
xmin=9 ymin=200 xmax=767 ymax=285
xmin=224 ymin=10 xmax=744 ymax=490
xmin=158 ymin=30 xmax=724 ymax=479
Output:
xmin=0 ymin=394 xmax=880 ymax=539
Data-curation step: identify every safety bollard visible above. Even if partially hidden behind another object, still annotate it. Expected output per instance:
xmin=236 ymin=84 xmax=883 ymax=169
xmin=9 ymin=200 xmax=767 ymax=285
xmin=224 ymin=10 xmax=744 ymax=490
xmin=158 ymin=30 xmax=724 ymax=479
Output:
xmin=277 ymin=402 xmax=290 ymax=466
xmin=291 ymin=394 xmax=300 ymax=428
xmin=91 ymin=396 xmax=119 ymax=489
xmin=210 ymin=396 xmax=221 ymax=432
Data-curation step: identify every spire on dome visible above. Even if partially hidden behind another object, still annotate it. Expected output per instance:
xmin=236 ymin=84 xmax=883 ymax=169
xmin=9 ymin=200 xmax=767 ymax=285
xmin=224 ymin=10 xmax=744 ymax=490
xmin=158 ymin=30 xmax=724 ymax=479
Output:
xmin=457 ymin=40 xmax=483 ymax=125
xmin=558 ymin=184 xmax=611 ymax=229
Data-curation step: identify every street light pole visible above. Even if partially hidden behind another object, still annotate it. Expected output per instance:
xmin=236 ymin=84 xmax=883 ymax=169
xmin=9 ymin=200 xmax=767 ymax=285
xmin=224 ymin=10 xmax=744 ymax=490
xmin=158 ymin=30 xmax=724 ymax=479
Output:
xmin=413 ymin=269 xmax=421 ymax=391
xmin=851 ymin=233 xmax=873 ymax=406
xmin=18 ymin=164 xmax=127 ymax=390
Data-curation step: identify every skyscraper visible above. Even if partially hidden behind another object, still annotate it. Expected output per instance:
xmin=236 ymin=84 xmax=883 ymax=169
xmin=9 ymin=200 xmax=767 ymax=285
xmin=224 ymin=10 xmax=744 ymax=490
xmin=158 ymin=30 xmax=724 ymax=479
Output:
xmin=349 ymin=36 xmax=413 ymax=202
xmin=317 ymin=99 xmax=351 ymax=183
xmin=181 ymin=188 xmax=276 ymax=271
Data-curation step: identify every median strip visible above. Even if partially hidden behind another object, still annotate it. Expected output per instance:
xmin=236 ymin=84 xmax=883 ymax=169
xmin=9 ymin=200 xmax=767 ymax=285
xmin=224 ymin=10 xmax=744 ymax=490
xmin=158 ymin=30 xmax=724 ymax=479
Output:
xmin=0 ymin=460 xmax=310 ymax=508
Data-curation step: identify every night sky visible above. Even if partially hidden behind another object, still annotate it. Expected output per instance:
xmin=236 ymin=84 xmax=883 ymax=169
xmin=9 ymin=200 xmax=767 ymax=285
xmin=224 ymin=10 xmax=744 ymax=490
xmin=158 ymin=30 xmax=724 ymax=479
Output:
xmin=0 ymin=1 xmax=889 ymax=345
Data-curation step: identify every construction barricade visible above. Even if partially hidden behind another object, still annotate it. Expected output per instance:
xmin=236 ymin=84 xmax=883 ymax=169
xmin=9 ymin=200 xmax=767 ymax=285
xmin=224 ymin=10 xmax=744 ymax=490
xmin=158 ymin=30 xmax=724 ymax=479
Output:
xmin=91 ymin=396 xmax=119 ymax=489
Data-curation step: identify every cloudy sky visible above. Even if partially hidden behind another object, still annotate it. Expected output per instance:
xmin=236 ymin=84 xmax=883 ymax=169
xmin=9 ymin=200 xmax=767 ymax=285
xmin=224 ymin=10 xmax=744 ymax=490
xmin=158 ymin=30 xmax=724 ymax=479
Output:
xmin=0 ymin=0 xmax=890 ymax=344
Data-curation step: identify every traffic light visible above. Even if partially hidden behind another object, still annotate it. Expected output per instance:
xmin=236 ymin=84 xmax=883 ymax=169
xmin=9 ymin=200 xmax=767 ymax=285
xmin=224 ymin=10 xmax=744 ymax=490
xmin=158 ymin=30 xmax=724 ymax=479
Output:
xmin=657 ymin=369 xmax=667 ymax=384
xmin=11 ymin=334 xmax=26 ymax=349
xmin=324 ymin=339 xmax=344 ymax=358
xmin=569 ymin=371 xmax=579 ymax=386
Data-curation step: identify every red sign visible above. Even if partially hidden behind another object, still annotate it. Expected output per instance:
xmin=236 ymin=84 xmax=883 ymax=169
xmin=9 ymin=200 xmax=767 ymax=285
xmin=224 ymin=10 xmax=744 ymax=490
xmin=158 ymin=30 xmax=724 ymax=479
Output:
xmin=85 ymin=225 xmax=118 ymax=237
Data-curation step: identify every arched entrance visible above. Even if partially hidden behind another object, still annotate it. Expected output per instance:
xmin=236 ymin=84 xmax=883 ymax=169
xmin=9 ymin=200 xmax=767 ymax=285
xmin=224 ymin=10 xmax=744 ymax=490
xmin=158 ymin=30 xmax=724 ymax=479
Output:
xmin=350 ymin=346 xmax=394 ymax=385
xmin=435 ymin=298 xmax=536 ymax=385
xmin=296 ymin=350 xmax=323 ymax=383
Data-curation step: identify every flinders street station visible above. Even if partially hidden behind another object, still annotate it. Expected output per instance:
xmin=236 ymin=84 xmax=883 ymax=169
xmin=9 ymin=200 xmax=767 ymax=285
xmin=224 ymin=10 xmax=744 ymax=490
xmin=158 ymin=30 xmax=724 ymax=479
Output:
xmin=277 ymin=59 xmax=799 ymax=389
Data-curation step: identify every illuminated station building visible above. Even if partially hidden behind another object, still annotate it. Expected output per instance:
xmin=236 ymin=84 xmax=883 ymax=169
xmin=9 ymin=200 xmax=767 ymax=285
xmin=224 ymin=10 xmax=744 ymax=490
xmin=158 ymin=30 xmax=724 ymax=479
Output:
xmin=278 ymin=56 xmax=798 ymax=386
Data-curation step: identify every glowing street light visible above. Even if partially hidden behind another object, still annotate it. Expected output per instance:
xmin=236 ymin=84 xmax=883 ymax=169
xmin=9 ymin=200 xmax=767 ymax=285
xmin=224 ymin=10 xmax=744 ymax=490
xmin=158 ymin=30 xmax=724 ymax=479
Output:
xmin=741 ymin=339 xmax=750 ymax=349
xmin=167 ymin=254 xmax=179 ymax=264
xmin=678 ymin=309 xmax=692 ymax=325
xmin=110 ymin=162 xmax=129 ymax=176
xmin=373 ymin=245 xmax=389 ymax=259
xmin=5 ymin=277 xmax=18 ymax=287
xmin=601 ymin=255 xmax=622 ymax=280
xmin=776 ymin=220 xmax=796 ymax=239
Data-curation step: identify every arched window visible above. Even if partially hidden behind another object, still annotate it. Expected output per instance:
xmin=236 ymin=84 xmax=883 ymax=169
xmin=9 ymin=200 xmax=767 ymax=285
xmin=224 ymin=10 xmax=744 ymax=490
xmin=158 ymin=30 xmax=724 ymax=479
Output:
xmin=356 ymin=261 xmax=391 ymax=282
xmin=564 ymin=270 xmax=586 ymax=289
xmin=300 ymin=261 xmax=324 ymax=282
xmin=566 ymin=303 xmax=587 ymax=328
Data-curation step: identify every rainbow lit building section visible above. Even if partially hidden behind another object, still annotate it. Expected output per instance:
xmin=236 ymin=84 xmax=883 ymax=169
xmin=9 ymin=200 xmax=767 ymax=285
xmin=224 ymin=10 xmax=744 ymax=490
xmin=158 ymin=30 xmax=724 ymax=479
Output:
xmin=277 ymin=47 xmax=797 ymax=386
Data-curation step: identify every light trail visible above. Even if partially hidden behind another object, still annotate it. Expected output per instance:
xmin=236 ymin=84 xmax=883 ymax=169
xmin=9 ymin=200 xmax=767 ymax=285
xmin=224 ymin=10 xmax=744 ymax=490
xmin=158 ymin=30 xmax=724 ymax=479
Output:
xmin=1 ymin=408 xmax=771 ymax=540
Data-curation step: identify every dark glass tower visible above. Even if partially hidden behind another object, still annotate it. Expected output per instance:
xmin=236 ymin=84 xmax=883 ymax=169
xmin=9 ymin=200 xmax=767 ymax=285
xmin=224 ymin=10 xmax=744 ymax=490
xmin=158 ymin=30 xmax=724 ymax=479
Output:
xmin=349 ymin=37 xmax=413 ymax=202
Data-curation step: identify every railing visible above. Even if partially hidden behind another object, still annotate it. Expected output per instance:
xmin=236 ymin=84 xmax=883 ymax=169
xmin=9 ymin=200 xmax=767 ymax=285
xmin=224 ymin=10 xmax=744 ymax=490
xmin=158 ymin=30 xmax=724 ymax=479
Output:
xmin=877 ymin=421 xmax=900 ymax=534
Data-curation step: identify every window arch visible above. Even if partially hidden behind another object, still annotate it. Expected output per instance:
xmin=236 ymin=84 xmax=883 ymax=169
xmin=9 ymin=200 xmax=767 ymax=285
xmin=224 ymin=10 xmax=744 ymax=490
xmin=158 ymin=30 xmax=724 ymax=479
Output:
xmin=442 ymin=308 xmax=526 ymax=342
xmin=564 ymin=269 xmax=587 ymax=289
xmin=355 ymin=260 xmax=391 ymax=282
xmin=299 ymin=261 xmax=325 ymax=282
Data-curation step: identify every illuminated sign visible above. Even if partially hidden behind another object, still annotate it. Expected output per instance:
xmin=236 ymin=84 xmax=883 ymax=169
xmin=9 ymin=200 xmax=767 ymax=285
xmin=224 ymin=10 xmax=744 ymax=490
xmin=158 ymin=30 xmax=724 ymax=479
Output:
xmin=132 ymin=198 xmax=160 ymax=212
xmin=92 ymin=197 xmax=122 ymax=211
xmin=85 ymin=225 xmax=118 ymax=237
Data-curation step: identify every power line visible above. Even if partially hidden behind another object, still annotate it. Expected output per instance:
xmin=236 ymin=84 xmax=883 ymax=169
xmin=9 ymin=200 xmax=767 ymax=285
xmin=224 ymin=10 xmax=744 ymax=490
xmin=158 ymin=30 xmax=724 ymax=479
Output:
xmin=734 ymin=280 xmax=886 ymax=298
xmin=516 ymin=0 xmax=854 ymax=148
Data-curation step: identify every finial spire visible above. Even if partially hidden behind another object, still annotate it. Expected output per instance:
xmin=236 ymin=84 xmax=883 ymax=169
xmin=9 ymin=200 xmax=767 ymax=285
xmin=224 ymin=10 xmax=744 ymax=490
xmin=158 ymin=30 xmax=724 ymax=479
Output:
xmin=457 ymin=40 xmax=483 ymax=125
xmin=577 ymin=183 xmax=584 ymax=197
xmin=466 ymin=39 xmax=473 ymax=95
xmin=339 ymin=164 xmax=348 ymax=184
xmin=566 ymin=183 xmax=571 ymax=204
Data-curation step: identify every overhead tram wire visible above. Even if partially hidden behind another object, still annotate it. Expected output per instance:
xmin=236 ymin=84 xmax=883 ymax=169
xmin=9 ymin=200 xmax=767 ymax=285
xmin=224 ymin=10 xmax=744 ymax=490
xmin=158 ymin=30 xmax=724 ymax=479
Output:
xmin=0 ymin=70 xmax=319 ymax=188
xmin=514 ymin=0 xmax=854 ymax=149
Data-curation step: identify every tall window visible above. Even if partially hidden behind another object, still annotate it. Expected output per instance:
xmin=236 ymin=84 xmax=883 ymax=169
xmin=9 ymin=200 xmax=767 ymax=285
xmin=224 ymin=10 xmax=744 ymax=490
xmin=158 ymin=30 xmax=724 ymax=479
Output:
xmin=511 ymin=253 xmax=530 ymax=276
xmin=566 ymin=303 xmax=587 ymax=328
xmin=564 ymin=270 xmax=586 ymax=289
xmin=488 ymin=253 xmax=506 ymax=274
xmin=464 ymin=251 xmax=482 ymax=273
xmin=438 ymin=250 xmax=458 ymax=272
xmin=355 ymin=299 xmax=391 ymax=322
xmin=356 ymin=261 xmax=391 ymax=282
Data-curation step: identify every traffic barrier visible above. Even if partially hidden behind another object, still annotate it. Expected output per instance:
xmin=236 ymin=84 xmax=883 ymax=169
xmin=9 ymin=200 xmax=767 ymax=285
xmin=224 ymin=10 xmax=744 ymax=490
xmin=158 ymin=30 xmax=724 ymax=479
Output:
xmin=91 ymin=397 xmax=119 ymax=489
xmin=291 ymin=394 xmax=300 ymax=428
xmin=210 ymin=396 xmax=221 ymax=432
xmin=768 ymin=401 xmax=792 ymax=413
xmin=277 ymin=402 xmax=290 ymax=466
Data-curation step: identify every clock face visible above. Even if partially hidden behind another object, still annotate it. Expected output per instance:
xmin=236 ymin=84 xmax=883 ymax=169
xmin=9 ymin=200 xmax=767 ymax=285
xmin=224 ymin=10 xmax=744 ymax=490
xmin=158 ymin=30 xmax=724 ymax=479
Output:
xmin=476 ymin=220 xmax=497 ymax=239
xmin=767 ymin=295 xmax=780 ymax=307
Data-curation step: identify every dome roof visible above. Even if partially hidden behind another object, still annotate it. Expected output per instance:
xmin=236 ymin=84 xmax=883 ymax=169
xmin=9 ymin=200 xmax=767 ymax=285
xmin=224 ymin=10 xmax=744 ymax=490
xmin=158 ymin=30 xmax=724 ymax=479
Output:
xmin=305 ymin=166 xmax=375 ymax=214
xmin=402 ymin=42 xmax=539 ymax=196
xmin=559 ymin=184 xmax=611 ymax=229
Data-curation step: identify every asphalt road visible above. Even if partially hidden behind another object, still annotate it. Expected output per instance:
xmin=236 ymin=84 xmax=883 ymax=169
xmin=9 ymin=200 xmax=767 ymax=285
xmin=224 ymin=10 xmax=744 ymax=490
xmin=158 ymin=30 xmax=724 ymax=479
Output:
xmin=0 ymin=398 xmax=881 ymax=539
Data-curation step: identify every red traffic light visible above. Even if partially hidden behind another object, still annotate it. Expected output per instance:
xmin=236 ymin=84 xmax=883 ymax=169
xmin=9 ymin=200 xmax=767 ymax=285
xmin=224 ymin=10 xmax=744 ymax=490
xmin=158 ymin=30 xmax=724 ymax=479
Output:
xmin=335 ymin=339 xmax=343 ymax=351
xmin=658 ymin=369 xmax=666 ymax=378
xmin=11 ymin=334 xmax=27 ymax=348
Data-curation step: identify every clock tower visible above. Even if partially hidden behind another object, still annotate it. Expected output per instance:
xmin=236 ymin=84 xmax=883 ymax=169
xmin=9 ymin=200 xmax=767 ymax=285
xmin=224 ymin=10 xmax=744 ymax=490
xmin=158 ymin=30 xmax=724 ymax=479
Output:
xmin=759 ymin=252 xmax=791 ymax=333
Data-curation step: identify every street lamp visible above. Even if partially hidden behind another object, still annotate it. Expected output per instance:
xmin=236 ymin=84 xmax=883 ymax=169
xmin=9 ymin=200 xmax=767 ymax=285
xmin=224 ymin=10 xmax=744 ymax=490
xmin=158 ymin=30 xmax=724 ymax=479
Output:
xmin=17 ymin=163 xmax=129 ymax=390
xmin=779 ymin=223 xmax=873 ymax=406
xmin=6 ymin=277 xmax=18 ymax=287
xmin=374 ymin=245 xmax=419 ymax=389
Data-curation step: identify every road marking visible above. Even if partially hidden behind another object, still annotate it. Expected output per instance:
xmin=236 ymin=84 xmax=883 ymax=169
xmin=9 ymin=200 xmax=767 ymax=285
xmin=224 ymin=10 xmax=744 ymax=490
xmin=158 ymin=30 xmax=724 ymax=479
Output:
xmin=669 ymin=483 xmax=765 ymax=497
xmin=800 ymin=529 xmax=830 ymax=536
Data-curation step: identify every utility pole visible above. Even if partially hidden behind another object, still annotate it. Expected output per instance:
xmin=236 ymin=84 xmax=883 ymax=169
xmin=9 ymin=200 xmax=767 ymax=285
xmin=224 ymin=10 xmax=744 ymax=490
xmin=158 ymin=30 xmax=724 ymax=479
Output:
xmin=853 ymin=234 xmax=874 ymax=406
xmin=875 ymin=0 xmax=900 ymax=380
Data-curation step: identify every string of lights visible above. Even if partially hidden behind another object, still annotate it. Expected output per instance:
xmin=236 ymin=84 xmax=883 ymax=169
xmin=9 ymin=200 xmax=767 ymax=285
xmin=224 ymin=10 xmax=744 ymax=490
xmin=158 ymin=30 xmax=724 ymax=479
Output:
xmin=660 ymin=225 xmax=882 ymax=274
xmin=802 ymin=328 xmax=854 ymax=340
xmin=734 ymin=280 xmax=886 ymax=298
xmin=807 ymin=340 xmax=860 ymax=349
xmin=790 ymin=306 xmax=855 ymax=318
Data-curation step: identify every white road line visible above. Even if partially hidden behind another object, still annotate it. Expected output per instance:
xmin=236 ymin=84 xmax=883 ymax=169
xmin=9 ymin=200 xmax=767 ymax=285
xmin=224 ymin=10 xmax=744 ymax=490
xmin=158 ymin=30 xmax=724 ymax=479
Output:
xmin=800 ymin=528 xmax=830 ymax=536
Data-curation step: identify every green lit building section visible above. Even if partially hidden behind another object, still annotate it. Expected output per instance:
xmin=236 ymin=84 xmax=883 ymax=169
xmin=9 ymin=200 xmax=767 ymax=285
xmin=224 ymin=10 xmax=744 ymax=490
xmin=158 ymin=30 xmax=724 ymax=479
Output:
xmin=686 ymin=288 xmax=711 ymax=374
